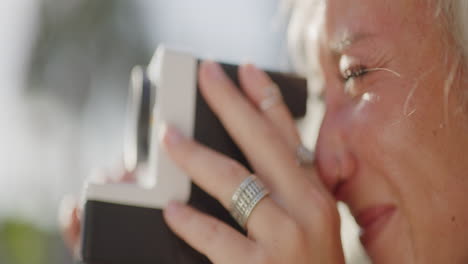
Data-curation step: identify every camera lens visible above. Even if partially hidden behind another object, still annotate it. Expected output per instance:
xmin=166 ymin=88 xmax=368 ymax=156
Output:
xmin=124 ymin=65 xmax=154 ymax=172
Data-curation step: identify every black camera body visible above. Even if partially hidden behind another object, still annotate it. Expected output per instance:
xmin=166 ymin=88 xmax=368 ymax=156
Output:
xmin=81 ymin=46 xmax=308 ymax=264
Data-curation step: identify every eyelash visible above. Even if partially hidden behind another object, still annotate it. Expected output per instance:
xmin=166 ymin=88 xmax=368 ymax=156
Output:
xmin=342 ymin=65 xmax=368 ymax=82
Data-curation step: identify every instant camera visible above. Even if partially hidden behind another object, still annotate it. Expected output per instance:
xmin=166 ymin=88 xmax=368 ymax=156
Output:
xmin=81 ymin=46 xmax=308 ymax=264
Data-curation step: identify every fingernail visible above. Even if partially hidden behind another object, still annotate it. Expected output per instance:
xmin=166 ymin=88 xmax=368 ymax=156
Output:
xmin=243 ymin=64 xmax=280 ymax=99
xmin=58 ymin=194 xmax=77 ymax=230
xmin=204 ymin=60 xmax=224 ymax=80
xmin=165 ymin=200 xmax=184 ymax=218
xmin=162 ymin=124 xmax=184 ymax=146
xmin=243 ymin=63 xmax=262 ymax=82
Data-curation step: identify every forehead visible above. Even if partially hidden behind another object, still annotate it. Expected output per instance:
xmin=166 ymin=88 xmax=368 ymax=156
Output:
xmin=321 ymin=0 xmax=414 ymax=51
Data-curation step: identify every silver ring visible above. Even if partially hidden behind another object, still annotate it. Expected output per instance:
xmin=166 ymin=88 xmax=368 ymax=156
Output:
xmin=259 ymin=84 xmax=282 ymax=111
xmin=296 ymin=144 xmax=315 ymax=166
xmin=230 ymin=175 xmax=269 ymax=229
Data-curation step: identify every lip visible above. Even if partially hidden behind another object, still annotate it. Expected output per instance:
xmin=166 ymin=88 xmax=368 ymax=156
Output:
xmin=356 ymin=205 xmax=396 ymax=248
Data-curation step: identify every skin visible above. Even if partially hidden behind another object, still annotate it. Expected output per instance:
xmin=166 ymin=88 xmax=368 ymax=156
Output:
xmin=161 ymin=61 xmax=345 ymax=263
xmin=61 ymin=62 xmax=346 ymax=263
xmin=61 ymin=0 xmax=468 ymax=263
xmin=315 ymin=0 xmax=468 ymax=263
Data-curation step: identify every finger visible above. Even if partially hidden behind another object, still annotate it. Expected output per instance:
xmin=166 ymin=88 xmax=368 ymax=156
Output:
xmin=114 ymin=168 xmax=135 ymax=183
xmin=163 ymin=201 xmax=257 ymax=264
xmin=58 ymin=195 xmax=81 ymax=259
xmin=238 ymin=63 xmax=302 ymax=150
xmin=88 ymin=166 xmax=136 ymax=184
xmin=198 ymin=61 xmax=311 ymax=208
xmin=162 ymin=125 xmax=290 ymax=239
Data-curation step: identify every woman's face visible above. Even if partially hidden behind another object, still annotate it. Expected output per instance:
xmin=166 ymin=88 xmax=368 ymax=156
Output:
xmin=313 ymin=0 xmax=468 ymax=263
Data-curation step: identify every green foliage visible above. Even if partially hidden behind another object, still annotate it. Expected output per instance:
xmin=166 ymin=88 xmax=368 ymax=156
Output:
xmin=0 ymin=219 xmax=49 ymax=264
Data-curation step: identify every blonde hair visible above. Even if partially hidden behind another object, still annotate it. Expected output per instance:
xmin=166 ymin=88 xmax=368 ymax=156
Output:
xmin=287 ymin=0 xmax=468 ymax=75
xmin=438 ymin=0 xmax=468 ymax=64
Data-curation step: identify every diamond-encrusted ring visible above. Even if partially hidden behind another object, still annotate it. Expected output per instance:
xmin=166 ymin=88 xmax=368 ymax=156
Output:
xmin=230 ymin=175 xmax=270 ymax=229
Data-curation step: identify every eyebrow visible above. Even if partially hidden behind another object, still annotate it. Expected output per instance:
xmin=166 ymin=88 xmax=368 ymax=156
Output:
xmin=330 ymin=32 xmax=374 ymax=54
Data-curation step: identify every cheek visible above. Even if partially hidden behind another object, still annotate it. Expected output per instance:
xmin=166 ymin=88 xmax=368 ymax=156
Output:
xmin=345 ymin=81 xmax=462 ymax=231
xmin=343 ymin=83 xmax=439 ymax=200
xmin=345 ymin=88 xmax=409 ymax=165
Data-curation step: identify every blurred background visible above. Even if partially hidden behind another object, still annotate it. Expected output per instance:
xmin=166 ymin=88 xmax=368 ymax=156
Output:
xmin=0 ymin=0 xmax=368 ymax=263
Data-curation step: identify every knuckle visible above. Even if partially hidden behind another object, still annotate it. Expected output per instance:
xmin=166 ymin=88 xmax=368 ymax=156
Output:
xmin=284 ymin=217 xmax=303 ymax=238
xmin=319 ymin=199 xmax=340 ymax=227
xmin=220 ymin=159 xmax=247 ymax=205
xmin=300 ymin=186 xmax=340 ymax=231
xmin=224 ymin=158 xmax=247 ymax=180
xmin=263 ymin=218 xmax=310 ymax=264
xmin=200 ymin=218 xmax=223 ymax=246
xmin=281 ymin=217 xmax=308 ymax=249
xmin=179 ymin=142 xmax=201 ymax=167
xmin=262 ymin=122 xmax=281 ymax=139
xmin=252 ymin=250 xmax=273 ymax=264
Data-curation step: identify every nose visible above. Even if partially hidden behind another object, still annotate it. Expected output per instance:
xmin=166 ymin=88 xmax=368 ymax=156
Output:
xmin=315 ymin=107 xmax=357 ymax=195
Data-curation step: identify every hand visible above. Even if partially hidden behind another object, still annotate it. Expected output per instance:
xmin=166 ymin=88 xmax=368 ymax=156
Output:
xmin=161 ymin=61 xmax=345 ymax=264
xmin=58 ymin=167 xmax=135 ymax=259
